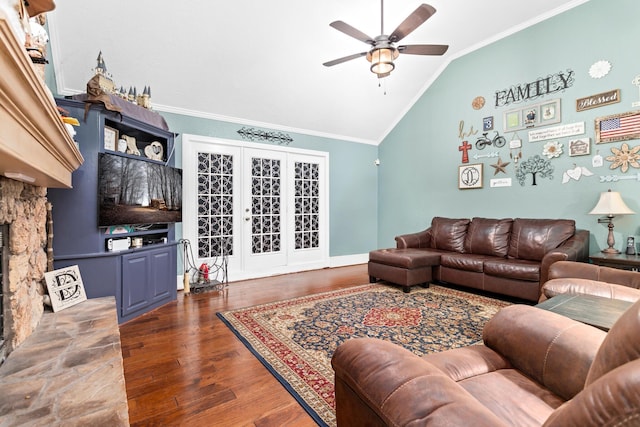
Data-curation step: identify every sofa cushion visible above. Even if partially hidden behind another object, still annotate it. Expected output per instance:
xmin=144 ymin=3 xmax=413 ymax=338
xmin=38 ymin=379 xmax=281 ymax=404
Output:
xmin=507 ymin=219 xmax=575 ymax=261
xmin=483 ymin=259 xmax=540 ymax=282
xmin=440 ymin=253 xmax=493 ymax=273
xmin=369 ymin=248 xmax=442 ymax=269
xmin=430 ymin=217 xmax=470 ymax=253
xmin=464 ymin=217 xmax=513 ymax=257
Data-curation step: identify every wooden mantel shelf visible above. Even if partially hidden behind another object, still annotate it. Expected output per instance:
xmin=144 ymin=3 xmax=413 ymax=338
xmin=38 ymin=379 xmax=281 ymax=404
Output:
xmin=0 ymin=9 xmax=83 ymax=188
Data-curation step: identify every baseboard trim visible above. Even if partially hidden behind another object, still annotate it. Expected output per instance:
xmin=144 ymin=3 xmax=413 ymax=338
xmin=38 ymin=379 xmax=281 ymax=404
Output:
xmin=176 ymin=253 xmax=369 ymax=288
xmin=329 ymin=253 xmax=368 ymax=268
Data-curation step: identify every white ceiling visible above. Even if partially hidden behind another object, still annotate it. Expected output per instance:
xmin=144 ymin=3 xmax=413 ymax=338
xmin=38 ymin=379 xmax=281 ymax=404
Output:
xmin=47 ymin=0 xmax=587 ymax=145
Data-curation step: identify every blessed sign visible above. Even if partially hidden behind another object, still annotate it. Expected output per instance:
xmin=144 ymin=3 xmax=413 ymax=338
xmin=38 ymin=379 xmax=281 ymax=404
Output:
xmin=576 ymin=89 xmax=620 ymax=112
xmin=495 ymin=70 xmax=575 ymax=107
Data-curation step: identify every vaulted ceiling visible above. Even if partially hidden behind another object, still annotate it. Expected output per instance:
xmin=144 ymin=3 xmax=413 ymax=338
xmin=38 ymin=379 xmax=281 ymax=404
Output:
xmin=47 ymin=0 xmax=587 ymax=145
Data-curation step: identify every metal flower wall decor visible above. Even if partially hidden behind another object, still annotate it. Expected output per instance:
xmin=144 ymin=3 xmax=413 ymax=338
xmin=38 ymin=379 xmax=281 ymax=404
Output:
xmin=606 ymin=142 xmax=640 ymax=172
xmin=542 ymin=141 xmax=563 ymax=159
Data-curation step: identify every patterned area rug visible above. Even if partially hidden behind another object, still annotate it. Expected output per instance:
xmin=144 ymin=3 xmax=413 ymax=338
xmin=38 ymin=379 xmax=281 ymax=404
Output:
xmin=217 ymin=284 xmax=510 ymax=426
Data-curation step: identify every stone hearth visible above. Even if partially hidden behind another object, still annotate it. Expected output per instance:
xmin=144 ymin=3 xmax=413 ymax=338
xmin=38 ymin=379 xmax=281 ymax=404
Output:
xmin=0 ymin=297 xmax=129 ymax=425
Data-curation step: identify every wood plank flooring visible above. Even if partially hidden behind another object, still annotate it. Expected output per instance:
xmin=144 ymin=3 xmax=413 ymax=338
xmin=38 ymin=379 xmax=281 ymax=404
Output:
xmin=119 ymin=264 xmax=370 ymax=426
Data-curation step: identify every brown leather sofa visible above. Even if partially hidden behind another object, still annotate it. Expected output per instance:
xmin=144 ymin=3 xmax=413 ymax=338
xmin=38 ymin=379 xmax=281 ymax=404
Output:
xmin=368 ymin=217 xmax=589 ymax=301
xmin=332 ymin=299 xmax=640 ymax=426
xmin=540 ymin=260 xmax=640 ymax=302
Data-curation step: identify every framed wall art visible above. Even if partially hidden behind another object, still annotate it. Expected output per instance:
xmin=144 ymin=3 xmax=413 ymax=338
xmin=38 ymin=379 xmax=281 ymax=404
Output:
xmin=576 ymin=89 xmax=620 ymax=112
xmin=595 ymin=111 xmax=640 ymax=143
xmin=540 ymin=99 xmax=560 ymax=125
xmin=503 ymin=99 xmax=562 ymax=132
xmin=504 ymin=110 xmax=522 ymax=132
xmin=568 ymin=138 xmax=591 ymax=156
xmin=458 ymin=163 xmax=483 ymax=189
xmin=483 ymin=116 xmax=494 ymax=131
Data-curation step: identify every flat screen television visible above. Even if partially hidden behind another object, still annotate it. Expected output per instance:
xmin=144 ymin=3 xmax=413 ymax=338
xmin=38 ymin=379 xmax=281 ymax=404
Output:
xmin=98 ymin=152 xmax=182 ymax=227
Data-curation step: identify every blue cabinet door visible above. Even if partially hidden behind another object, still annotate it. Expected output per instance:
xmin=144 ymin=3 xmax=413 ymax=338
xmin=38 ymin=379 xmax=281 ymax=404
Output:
xmin=121 ymin=252 xmax=151 ymax=317
xmin=149 ymin=247 xmax=175 ymax=303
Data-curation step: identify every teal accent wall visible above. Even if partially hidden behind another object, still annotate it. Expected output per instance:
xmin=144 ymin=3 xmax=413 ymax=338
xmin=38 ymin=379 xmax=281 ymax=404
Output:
xmin=160 ymin=112 xmax=378 ymax=257
xmin=379 ymin=0 xmax=640 ymax=255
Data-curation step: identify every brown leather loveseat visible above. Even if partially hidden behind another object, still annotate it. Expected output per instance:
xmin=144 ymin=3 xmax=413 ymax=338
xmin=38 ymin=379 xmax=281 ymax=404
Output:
xmin=368 ymin=217 xmax=589 ymax=301
xmin=332 ymin=298 xmax=640 ymax=426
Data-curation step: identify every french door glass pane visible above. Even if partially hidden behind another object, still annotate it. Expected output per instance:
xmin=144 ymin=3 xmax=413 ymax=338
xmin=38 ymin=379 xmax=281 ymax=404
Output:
xmin=197 ymin=152 xmax=233 ymax=257
xmin=251 ymin=157 xmax=281 ymax=254
xmin=294 ymin=161 xmax=320 ymax=250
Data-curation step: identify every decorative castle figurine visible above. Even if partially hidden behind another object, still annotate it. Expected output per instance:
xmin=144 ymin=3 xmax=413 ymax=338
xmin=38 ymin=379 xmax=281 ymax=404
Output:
xmin=136 ymin=86 xmax=151 ymax=109
xmin=93 ymin=51 xmax=116 ymax=94
xmin=90 ymin=51 xmax=153 ymax=109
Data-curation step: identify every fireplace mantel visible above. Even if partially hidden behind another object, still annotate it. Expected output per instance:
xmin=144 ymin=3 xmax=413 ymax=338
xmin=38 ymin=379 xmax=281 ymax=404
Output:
xmin=0 ymin=9 xmax=83 ymax=188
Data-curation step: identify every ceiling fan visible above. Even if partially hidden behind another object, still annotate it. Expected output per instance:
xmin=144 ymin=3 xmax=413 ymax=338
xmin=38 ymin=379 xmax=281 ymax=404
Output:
xmin=323 ymin=1 xmax=449 ymax=78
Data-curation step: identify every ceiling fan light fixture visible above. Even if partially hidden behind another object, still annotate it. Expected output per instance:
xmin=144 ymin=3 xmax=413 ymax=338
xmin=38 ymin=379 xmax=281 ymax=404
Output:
xmin=367 ymin=47 xmax=398 ymax=77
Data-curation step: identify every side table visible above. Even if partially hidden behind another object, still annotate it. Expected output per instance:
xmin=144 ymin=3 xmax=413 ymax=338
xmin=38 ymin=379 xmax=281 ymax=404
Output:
xmin=589 ymin=253 xmax=640 ymax=271
xmin=536 ymin=294 xmax=632 ymax=331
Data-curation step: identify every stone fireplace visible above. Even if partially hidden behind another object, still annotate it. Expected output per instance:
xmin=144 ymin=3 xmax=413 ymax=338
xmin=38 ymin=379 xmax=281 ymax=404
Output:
xmin=0 ymin=7 xmax=83 ymax=362
xmin=0 ymin=176 xmax=49 ymax=362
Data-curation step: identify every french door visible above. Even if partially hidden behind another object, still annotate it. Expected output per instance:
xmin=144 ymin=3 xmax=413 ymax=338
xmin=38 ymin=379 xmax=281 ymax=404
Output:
xmin=182 ymin=134 xmax=329 ymax=280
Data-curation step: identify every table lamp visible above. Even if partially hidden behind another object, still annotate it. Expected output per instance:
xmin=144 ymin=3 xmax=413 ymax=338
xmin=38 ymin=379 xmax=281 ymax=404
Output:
xmin=589 ymin=189 xmax=634 ymax=254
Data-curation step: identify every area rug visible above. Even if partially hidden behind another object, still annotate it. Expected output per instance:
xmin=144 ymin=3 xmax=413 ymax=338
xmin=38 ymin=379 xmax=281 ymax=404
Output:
xmin=217 ymin=283 xmax=510 ymax=426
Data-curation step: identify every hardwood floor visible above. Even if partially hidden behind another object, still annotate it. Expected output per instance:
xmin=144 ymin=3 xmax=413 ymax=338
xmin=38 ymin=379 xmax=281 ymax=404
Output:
xmin=119 ymin=264 xmax=370 ymax=426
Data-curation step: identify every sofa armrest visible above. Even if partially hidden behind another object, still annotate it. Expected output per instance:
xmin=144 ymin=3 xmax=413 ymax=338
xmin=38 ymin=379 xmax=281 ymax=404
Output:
xmin=540 ymin=278 xmax=640 ymax=302
xmin=483 ymin=304 xmax=606 ymax=400
xmin=549 ymin=260 xmax=640 ymax=289
xmin=332 ymin=338 xmax=508 ymax=427
xmin=543 ymin=359 xmax=640 ymax=427
xmin=539 ymin=229 xmax=590 ymax=284
xmin=395 ymin=228 xmax=431 ymax=249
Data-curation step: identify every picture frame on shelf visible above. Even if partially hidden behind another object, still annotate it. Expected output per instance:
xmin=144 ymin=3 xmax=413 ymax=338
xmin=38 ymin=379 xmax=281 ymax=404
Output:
xmin=104 ymin=126 xmax=118 ymax=151
xmin=458 ymin=163 xmax=483 ymax=189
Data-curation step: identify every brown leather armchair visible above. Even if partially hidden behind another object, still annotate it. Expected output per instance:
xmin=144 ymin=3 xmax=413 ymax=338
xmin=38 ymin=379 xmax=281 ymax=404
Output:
xmin=540 ymin=260 xmax=640 ymax=302
xmin=332 ymin=299 xmax=640 ymax=426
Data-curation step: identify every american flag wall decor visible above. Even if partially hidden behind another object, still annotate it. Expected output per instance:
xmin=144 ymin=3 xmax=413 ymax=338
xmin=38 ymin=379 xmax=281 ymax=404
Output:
xmin=596 ymin=111 xmax=640 ymax=143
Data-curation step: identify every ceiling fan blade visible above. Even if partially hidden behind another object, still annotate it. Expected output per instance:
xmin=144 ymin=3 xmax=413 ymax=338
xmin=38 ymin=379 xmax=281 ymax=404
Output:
xmin=398 ymin=44 xmax=449 ymax=55
xmin=329 ymin=21 xmax=375 ymax=45
xmin=389 ymin=4 xmax=436 ymax=43
xmin=323 ymin=52 xmax=368 ymax=67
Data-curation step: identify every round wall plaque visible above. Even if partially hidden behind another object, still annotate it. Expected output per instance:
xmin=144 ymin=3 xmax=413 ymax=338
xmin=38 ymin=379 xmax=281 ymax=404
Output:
xmin=472 ymin=96 xmax=485 ymax=110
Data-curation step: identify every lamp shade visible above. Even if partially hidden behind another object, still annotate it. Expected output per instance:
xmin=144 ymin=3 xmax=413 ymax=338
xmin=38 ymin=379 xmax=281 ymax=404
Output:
xmin=589 ymin=190 xmax=634 ymax=215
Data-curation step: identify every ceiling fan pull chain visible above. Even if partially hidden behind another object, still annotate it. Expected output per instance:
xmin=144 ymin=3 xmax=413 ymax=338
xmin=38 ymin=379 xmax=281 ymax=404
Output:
xmin=378 ymin=76 xmax=387 ymax=95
